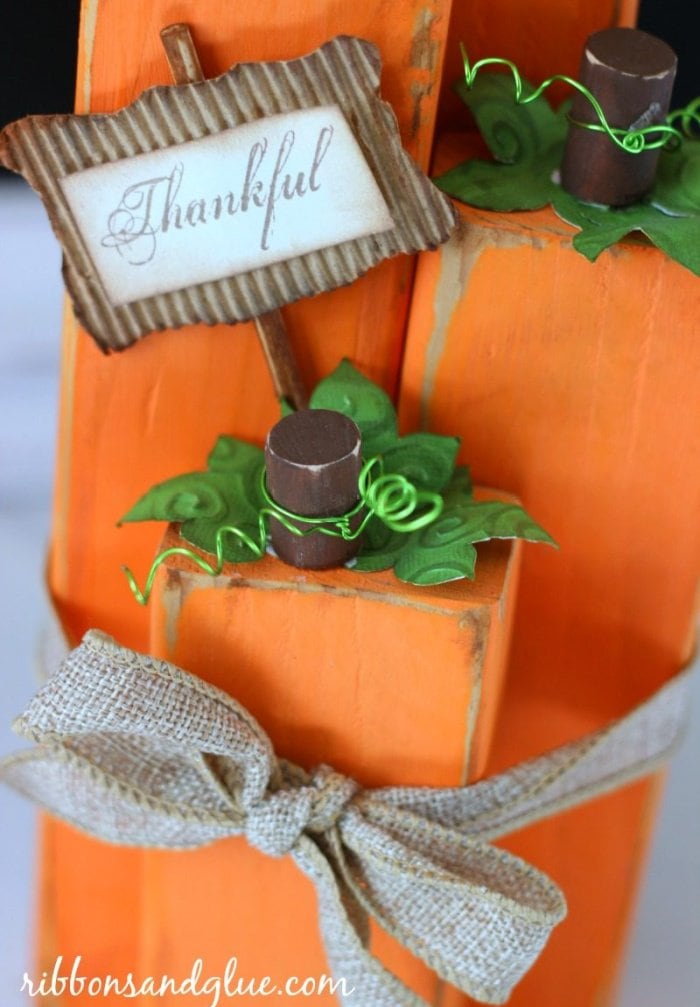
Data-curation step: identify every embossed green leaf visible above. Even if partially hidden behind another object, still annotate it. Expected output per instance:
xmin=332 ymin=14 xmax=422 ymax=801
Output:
xmin=449 ymin=499 xmax=557 ymax=546
xmin=442 ymin=465 xmax=474 ymax=505
xmin=434 ymin=75 xmax=567 ymax=211
xmin=436 ymin=70 xmax=700 ymax=275
xmin=121 ymin=366 xmax=554 ymax=589
xmin=121 ymin=437 xmax=266 ymax=563
xmin=353 ymin=517 xmax=406 ymax=573
xmin=355 ymin=460 xmax=466 ymax=574
xmin=393 ymin=515 xmax=479 ymax=585
xmin=435 ymin=156 xmax=557 ymax=210
xmin=354 ymin=466 xmax=556 ymax=584
xmin=207 ymin=436 xmax=265 ymax=475
xmin=455 ymin=74 xmax=565 ymax=164
xmin=389 ymin=498 xmax=555 ymax=586
xmin=649 ymin=139 xmax=700 ymax=216
xmin=380 ymin=432 xmax=460 ymax=492
xmin=310 ymin=359 xmax=397 ymax=456
xmin=180 ymin=507 xmax=261 ymax=564
xmin=552 ymin=187 xmax=700 ymax=275
xmin=207 ymin=436 xmax=266 ymax=522
xmin=119 ymin=472 xmax=232 ymax=524
xmin=191 ymin=439 xmax=267 ymax=562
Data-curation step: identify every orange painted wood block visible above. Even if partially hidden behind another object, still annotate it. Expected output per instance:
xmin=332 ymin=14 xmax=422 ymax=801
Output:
xmin=398 ymin=134 xmax=700 ymax=1006
xmin=49 ymin=0 xmax=456 ymax=651
xmin=38 ymin=503 xmax=523 ymax=1005
xmin=134 ymin=513 xmax=519 ymax=1005
xmin=35 ymin=818 xmax=147 ymax=997
xmin=437 ymin=0 xmax=639 ymax=136
xmin=41 ymin=2 xmax=457 ymax=1000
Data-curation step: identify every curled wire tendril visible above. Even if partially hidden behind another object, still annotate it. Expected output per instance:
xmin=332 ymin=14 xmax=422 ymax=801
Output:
xmin=461 ymin=46 xmax=699 ymax=155
xmin=123 ymin=457 xmax=444 ymax=605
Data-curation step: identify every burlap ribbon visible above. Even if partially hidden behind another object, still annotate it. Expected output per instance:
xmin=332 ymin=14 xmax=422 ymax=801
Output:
xmin=1 ymin=630 xmax=690 ymax=1005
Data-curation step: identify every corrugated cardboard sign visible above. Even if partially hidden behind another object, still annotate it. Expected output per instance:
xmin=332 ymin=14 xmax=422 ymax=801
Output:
xmin=0 ymin=36 xmax=457 ymax=351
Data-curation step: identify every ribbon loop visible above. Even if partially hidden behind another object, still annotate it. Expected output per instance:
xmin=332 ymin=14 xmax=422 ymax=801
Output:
xmin=0 ymin=629 xmax=690 ymax=1007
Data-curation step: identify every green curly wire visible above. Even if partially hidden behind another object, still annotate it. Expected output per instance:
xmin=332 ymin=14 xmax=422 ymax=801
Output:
xmin=667 ymin=95 xmax=700 ymax=138
xmin=461 ymin=46 xmax=700 ymax=153
xmin=123 ymin=457 xmax=444 ymax=605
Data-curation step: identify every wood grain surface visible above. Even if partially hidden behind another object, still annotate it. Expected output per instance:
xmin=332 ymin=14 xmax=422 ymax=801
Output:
xmin=41 ymin=2 xmax=459 ymax=1003
xmin=398 ymin=131 xmax=700 ymax=1007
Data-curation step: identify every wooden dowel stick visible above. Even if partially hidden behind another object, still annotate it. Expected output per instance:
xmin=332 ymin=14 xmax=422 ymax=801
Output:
xmin=265 ymin=409 xmax=362 ymax=569
xmin=159 ymin=23 xmax=309 ymax=409
xmin=160 ymin=22 xmax=205 ymax=84
xmin=254 ymin=310 xmax=309 ymax=410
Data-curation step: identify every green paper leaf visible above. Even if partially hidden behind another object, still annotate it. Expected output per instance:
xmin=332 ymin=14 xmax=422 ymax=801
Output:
xmin=649 ymin=139 xmax=700 ymax=216
xmin=180 ymin=510 xmax=261 ymax=564
xmin=121 ymin=435 xmax=266 ymax=564
xmin=181 ymin=456 xmax=266 ymax=563
xmin=207 ymin=436 xmax=264 ymax=474
xmin=439 ymin=70 xmax=700 ymax=275
xmin=380 ymin=466 xmax=554 ymax=586
xmin=279 ymin=397 xmax=296 ymax=418
xmin=309 ymin=359 xmax=397 ymax=456
xmin=393 ymin=517 xmax=479 ymax=585
xmin=442 ymin=465 xmax=474 ymax=505
xmin=553 ymin=187 xmax=700 ymax=275
xmin=380 ymin=432 xmax=460 ymax=492
xmin=355 ymin=444 xmax=463 ymax=573
xmin=121 ymin=361 xmax=554 ymax=590
xmin=626 ymin=212 xmax=700 ymax=275
xmin=435 ymin=75 xmax=567 ymax=211
xmin=447 ymin=500 xmax=557 ymax=546
xmin=119 ymin=472 xmax=231 ymax=524
xmin=353 ymin=517 xmax=406 ymax=572
xmin=435 ymin=156 xmax=559 ymax=211
xmin=454 ymin=74 xmax=566 ymax=165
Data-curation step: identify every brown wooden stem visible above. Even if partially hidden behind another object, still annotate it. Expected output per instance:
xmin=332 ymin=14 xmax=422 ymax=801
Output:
xmin=159 ymin=23 xmax=308 ymax=409
xmin=265 ymin=409 xmax=362 ymax=569
xmin=560 ymin=28 xmax=677 ymax=207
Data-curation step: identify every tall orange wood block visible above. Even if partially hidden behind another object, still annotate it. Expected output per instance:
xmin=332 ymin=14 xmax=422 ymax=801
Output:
xmin=398 ymin=135 xmax=700 ymax=1006
xmin=144 ymin=516 xmax=521 ymax=1005
xmin=41 ymin=1 xmax=456 ymax=999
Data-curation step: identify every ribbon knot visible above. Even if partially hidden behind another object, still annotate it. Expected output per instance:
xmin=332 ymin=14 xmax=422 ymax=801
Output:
xmin=244 ymin=764 xmax=358 ymax=857
xmin=304 ymin=764 xmax=360 ymax=833
xmin=0 ymin=629 xmax=689 ymax=1007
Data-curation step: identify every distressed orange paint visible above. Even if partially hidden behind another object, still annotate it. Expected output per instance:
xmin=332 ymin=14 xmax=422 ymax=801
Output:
xmin=38 ymin=1 xmax=482 ymax=1003
xmin=49 ymin=0 xmax=456 ymax=653
xmin=39 ymin=514 xmax=521 ymax=1005
xmin=140 ymin=510 xmax=521 ymax=1004
xmin=397 ymin=133 xmax=700 ymax=1006
xmin=35 ymin=1 xmax=694 ymax=1004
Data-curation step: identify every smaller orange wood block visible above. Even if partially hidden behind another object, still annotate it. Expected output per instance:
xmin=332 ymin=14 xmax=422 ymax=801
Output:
xmin=37 ymin=499 xmax=522 ymax=1006
xmin=140 ymin=506 xmax=521 ymax=1006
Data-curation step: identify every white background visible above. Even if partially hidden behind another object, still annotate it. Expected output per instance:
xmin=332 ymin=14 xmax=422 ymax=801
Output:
xmin=0 ymin=177 xmax=698 ymax=1005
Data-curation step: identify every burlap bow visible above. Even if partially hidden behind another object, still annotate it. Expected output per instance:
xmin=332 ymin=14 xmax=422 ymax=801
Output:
xmin=1 ymin=630 xmax=690 ymax=1005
